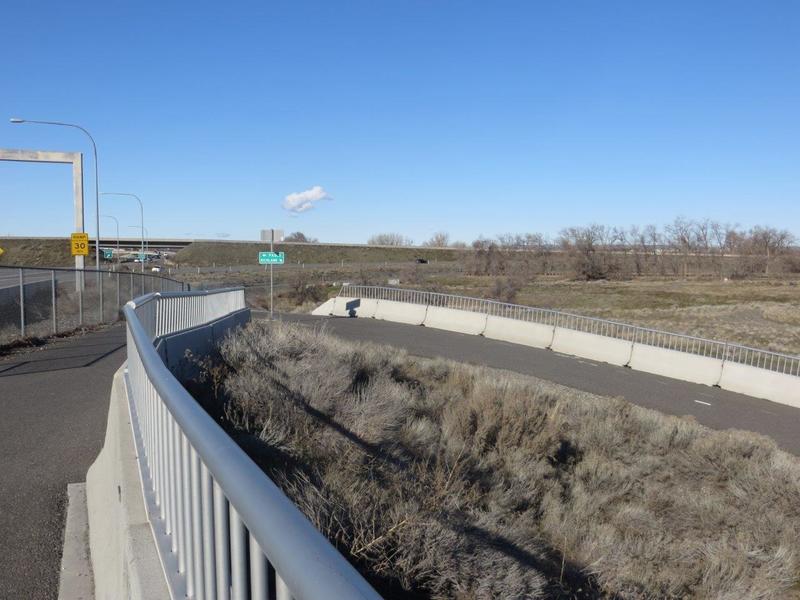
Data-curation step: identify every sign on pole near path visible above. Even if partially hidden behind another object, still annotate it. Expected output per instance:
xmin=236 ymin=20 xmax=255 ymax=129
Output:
xmin=258 ymin=251 xmax=285 ymax=265
xmin=71 ymin=233 xmax=89 ymax=256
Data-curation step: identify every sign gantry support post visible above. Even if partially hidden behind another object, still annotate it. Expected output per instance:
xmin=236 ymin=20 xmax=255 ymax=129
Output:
xmin=0 ymin=149 xmax=85 ymax=292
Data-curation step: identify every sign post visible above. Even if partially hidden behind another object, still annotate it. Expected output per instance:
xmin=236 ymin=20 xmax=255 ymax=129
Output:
xmin=259 ymin=229 xmax=285 ymax=319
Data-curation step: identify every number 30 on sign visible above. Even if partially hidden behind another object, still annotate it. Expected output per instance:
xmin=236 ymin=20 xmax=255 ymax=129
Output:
xmin=71 ymin=232 xmax=89 ymax=256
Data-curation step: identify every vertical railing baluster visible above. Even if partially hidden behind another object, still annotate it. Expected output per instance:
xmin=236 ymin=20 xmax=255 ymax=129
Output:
xmin=230 ymin=507 xmax=248 ymax=600
xmin=249 ymin=534 xmax=268 ymax=600
xmin=214 ymin=482 xmax=231 ymax=600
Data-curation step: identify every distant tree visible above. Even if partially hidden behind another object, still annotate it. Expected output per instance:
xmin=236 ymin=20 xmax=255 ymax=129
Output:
xmin=748 ymin=226 xmax=794 ymax=275
xmin=284 ymin=231 xmax=318 ymax=243
xmin=367 ymin=233 xmax=413 ymax=246
xmin=665 ymin=217 xmax=697 ymax=278
xmin=559 ymin=224 xmax=620 ymax=280
xmin=422 ymin=232 xmax=450 ymax=247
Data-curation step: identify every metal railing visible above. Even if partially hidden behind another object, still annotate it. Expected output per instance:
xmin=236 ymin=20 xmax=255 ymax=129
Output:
xmin=125 ymin=288 xmax=380 ymax=600
xmin=339 ymin=284 xmax=800 ymax=377
xmin=0 ymin=265 xmax=185 ymax=345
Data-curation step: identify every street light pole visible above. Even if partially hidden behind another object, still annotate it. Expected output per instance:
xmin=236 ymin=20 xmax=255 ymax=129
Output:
xmin=101 ymin=192 xmax=145 ymax=273
xmin=101 ymin=214 xmax=120 ymax=264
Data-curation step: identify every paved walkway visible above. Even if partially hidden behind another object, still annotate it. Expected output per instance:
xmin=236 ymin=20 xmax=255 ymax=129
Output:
xmin=268 ymin=313 xmax=800 ymax=456
xmin=0 ymin=326 xmax=126 ymax=600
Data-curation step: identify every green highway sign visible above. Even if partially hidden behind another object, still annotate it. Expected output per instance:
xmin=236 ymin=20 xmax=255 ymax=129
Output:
xmin=259 ymin=251 xmax=285 ymax=265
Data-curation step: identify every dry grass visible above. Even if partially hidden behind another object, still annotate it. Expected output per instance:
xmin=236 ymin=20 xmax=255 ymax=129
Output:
xmin=205 ymin=321 xmax=800 ymax=599
xmin=0 ymin=238 xmax=74 ymax=267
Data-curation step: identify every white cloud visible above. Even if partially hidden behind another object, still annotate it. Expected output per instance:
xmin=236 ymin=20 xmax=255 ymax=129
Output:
xmin=282 ymin=185 xmax=332 ymax=214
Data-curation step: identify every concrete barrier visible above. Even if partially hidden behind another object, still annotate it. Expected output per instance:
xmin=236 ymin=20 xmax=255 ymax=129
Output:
xmin=551 ymin=328 xmax=634 ymax=366
xmin=331 ymin=296 xmax=378 ymax=318
xmin=424 ymin=306 xmax=488 ymax=335
xmin=718 ymin=362 xmax=800 ymax=408
xmin=154 ymin=308 xmax=250 ymax=382
xmin=311 ymin=298 xmax=335 ymax=316
xmin=629 ymin=344 xmax=724 ymax=386
xmin=374 ymin=300 xmax=428 ymax=326
xmin=85 ymin=367 xmax=170 ymax=600
xmin=483 ymin=315 xmax=554 ymax=349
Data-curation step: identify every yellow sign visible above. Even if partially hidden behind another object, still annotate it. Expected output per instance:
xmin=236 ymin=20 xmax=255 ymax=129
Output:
xmin=71 ymin=233 xmax=90 ymax=256
xmin=0 ymin=247 xmax=4 ymax=257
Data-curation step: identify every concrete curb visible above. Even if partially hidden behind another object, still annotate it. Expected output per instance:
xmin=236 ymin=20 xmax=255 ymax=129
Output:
xmin=85 ymin=366 xmax=170 ymax=600
xmin=58 ymin=483 xmax=94 ymax=600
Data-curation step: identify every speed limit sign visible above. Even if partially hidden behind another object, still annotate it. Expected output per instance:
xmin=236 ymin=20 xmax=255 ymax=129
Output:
xmin=71 ymin=232 xmax=89 ymax=256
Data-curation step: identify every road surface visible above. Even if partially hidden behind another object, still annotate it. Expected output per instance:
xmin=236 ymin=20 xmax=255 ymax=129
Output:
xmin=0 ymin=326 xmax=126 ymax=600
xmin=265 ymin=312 xmax=800 ymax=455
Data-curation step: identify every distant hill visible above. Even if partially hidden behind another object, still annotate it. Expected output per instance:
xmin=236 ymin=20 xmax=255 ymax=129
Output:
xmin=173 ymin=240 xmax=463 ymax=266
xmin=0 ymin=238 xmax=73 ymax=267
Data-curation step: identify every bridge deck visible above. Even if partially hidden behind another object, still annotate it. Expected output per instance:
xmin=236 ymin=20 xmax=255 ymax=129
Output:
xmin=0 ymin=326 xmax=126 ymax=600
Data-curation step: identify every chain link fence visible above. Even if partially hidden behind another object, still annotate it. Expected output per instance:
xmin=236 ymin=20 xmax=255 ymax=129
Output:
xmin=0 ymin=266 xmax=185 ymax=346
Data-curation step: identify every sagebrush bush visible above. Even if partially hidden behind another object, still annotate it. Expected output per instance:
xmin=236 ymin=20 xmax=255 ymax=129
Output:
xmin=210 ymin=321 xmax=800 ymax=599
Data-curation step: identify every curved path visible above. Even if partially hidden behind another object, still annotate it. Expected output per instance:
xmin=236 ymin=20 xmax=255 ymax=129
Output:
xmin=0 ymin=326 xmax=126 ymax=599
xmin=268 ymin=312 xmax=800 ymax=456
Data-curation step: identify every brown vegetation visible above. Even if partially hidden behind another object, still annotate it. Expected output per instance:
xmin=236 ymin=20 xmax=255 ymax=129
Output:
xmin=201 ymin=321 xmax=800 ymax=599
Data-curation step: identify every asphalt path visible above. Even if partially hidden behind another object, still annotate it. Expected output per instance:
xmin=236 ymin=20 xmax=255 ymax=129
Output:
xmin=0 ymin=326 xmax=126 ymax=600
xmin=264 ymin=313 xmax=800 ymax=455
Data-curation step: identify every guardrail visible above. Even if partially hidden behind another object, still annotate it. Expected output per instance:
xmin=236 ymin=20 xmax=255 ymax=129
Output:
xmin=339 ymin=285 xmax=800 ymax=377
xmin=124 ymin=288 xmax=380 ymax=600
xmin=0 ymin=265 xmax=185 ymax=344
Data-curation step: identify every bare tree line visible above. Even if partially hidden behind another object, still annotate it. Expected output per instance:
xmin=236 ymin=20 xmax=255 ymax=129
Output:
xmin=409 ymin=218 xmax=796 ymax=280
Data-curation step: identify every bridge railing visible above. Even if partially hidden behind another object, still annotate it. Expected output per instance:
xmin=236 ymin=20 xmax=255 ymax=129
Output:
xmin=0 ymin=265 xmax=185 ymax=345
xmin=124 ymin=288 xmax=380 ymax=600
xmin=339 ymin=284 xmax=800 ymax=377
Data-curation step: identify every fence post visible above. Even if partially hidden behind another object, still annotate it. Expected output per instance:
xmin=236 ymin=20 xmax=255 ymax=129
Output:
xmin=51 ymin=270 xmax=57 ymax=335
xmin=116 ymin=273 xmax=121 ymax=312
xmin=79 ymin=271 xmax=84 ymax=326
xmin=98 ymin=271 xmax=104 ymax=324
xmin=130 ymin=272 xmax=134 ymax=300
xmin=19 ymin=268 xmax=25 ymax=338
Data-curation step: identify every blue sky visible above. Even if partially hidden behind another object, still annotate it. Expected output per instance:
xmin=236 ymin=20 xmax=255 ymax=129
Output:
xmin=1 ymin=1 xmax=798 ymax=243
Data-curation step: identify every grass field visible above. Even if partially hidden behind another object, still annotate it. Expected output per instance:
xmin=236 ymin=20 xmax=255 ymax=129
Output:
xmin=196 ymin=321 xmax=800 ymax=599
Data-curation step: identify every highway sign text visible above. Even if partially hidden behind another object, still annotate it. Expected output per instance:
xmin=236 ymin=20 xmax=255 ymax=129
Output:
xmin=258 ymin=251 xmax=285 ymax=265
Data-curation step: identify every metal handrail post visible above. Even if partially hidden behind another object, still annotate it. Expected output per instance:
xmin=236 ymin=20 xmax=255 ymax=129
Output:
xmin=19 ymin=268 xmax=25 ymax=337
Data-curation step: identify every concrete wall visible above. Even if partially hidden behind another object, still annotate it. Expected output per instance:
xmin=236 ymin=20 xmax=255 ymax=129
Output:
xmin=423 ymin=306 xmax=488 ymax=335
xmin=311 ymin=298 xmax=335 ymax=316
xmin=331 ymin=296 xmax=379 ymax=318
xmin=551 ymin=328 xmax=634 ymax=366
xmin=483 ymin=316 xmax=554 ymax=349
xmin=718 ymin=362 xmax=800 ymax=408
xmin=628 ymin=344 xmax=724 ymax=386
xmin=154 ymin=308 xmax=250 ymax=382
xmin=374 ymin=299 xmax=428 ymax=325
xmin=85 ymin=367 xmax=170 ymax=600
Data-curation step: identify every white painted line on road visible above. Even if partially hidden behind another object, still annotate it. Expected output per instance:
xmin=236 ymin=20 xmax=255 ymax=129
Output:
xmin=761 ymin=409 xmax=778 ymax=416
xmin=694 ymin=400 xmax=712 ymax=406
